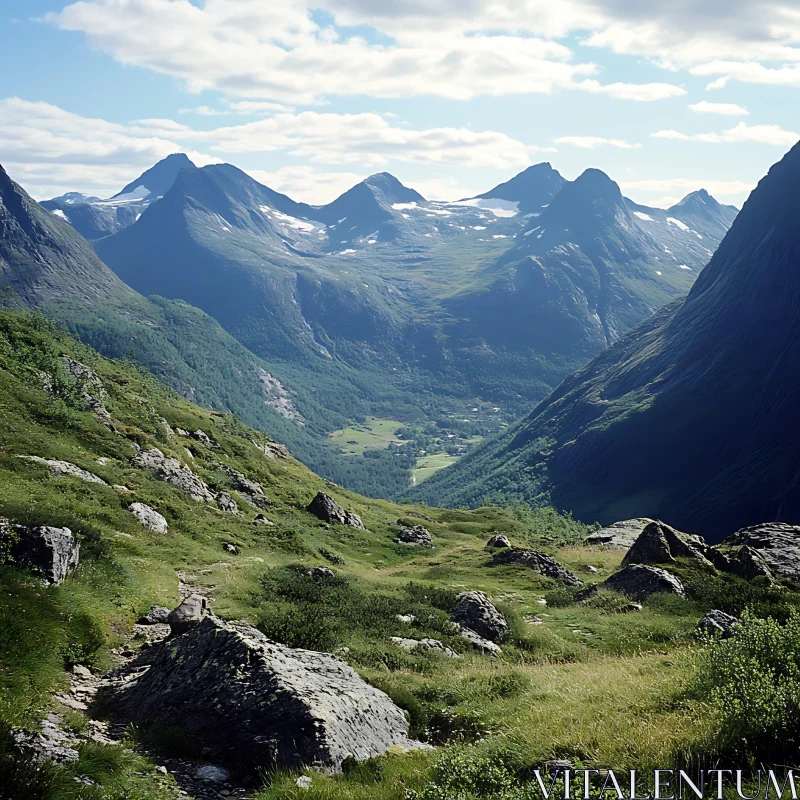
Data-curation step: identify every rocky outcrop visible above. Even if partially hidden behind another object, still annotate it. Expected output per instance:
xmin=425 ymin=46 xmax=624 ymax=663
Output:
xmin=486 ymin=535 xmax=511 ymax=548
xmin=451 ymin=591 xmax=508 ymax=643
xmin=697 ymin=610 xmax=738 ymax=638
xmin=389 ymin=637 xmax=459 ymax=658
xmin=586 ymin=519 xmax=654 ymax=549
xmin=107 ymin=616 xmax=426 ymax=773
xmin=491 ymin=548 xmax=582 ymax=586
xmin=167 ymin=594 xmax=209 ymax=636
xmin=623 ymin=521 xmax=712 ymax=568
xmin=714 ymin=523 xmax=800 ymax=582
xmin=578 ymin=565 xmax=685 ymax=601
xmin=128 ymin=503 xmax=168 ymax=534
xmin=306 ymin=492 xmax=365 ymax=529
xmin=19 ymin=455 xmax=107 ymax=485
xmin=191 ymin=429 xmax=215 ymax=447
xmin=223 ymin=466 xmax=272 ymax=508
xmin=2 ymin=519 xmax=80 ymax=585
xmin=138 ymin=605 xmax=171 ymax=625
xmin=132 ymin=448 xmax=216 ymax=502
xmin=13 ymin=713 xmax=79 ymax=764
xmin=458 ymin=626 xmax=502 ymax=657
xmin=253 ymin=440 xmax=291 ymax=460
xmin=43 ymin=356 xmax=112 ymax=426
xmin=394 ymin=525 xmax=434 ymax=548
xmin=216 ymin=492 xmax=239 ymax=514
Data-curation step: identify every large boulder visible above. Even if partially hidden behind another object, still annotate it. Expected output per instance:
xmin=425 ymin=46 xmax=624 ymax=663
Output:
xmin=697 ymin=610 xmax=739 ymax=638
xmin=223 ymin=466 xmax=272 ymax=508
xmin=623 ymin=521 xmax=712 ymax=568
xmin=2 ymin=519 xmax=79 ymax=585
xmin=389 ymin=637 xmax=459 ymax=658
xmin=713 ymin=523 xmax=800 ymax=582
xmin=132 ymin=448 xmax=216 ymax=502
xmin=19 ymin=455 xmax=107 ymax=485
xmin=107 ymin=616 xmax=426 ymax=773
xmin=128 ymin=503 xmax=168 ymax=534
xmin=394 ymin=525 xmax=434 ymax=548
xmin=306 ymin=492 xmax=365 ymax=529
xmin=458 ymin=626 xmax=502 ymax=657
xmin=486 ymin=535 xmax=511 ymax=549
xmin=168 ymin=594 xmax=210 ymax=636
xmin=491 ymin=548 xmax=582 ymax=587
xmin=578 ymin=565 xmax=685 ymax=601
xmin=585 ymin=519 xmax=654 ymax=549
xmin=451 ymin=591 xmax=508 ymax=643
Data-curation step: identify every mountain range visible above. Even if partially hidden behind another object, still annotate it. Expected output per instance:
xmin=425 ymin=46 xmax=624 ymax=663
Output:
xmin=412 ymin=141 xmax=800 ymax=540
xmin=4 ymin=153 xmax=737 ymax=498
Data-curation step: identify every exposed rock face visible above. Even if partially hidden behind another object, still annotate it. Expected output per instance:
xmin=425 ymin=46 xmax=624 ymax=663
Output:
xmin=452 ymin=591 xmax=508 ymax=643
xmin=578 ymin=564 xmax=685 ymax=601
xmin=394 ymin=525 xmax=434 ymax=548
xmin=458 ymin=626 xmax=502 ymax=657
xmin=309 ymin=566 xmax=335 ymax=580
xmin=486 ymin=535 xmax=511 ymax=548
xmin=223 ymin=466 xmax=272 ymax=508
xmin=132 ymin=448 xmax=216 ymax=502
xmin=128 ymin=502 xmax=168 ymax=534
xmin=13 ymin=713 xmax=79 ymax=764
xmin=623 ymin=521 xmax=711 ymax=568
xmin=253 ymin=440 xmax=291 ymax=460
xmin=108 ymin=616 xmax=426 ymax=773
xmin=42 ymin=356 xmax=112 ymax=426
xmin=168 ymin=594 xmax=209 ymax=636
xmin=2 ymin=519 xmax=80 ymax=585
xmin=491 ymin=548 xmax=583 ymax=586
xmin=697 ymin=610 xmax=739 ymax=638
xmin=306 ymin=492 xmax=365 ymax=529
xmin=138 ymin=605 xmax=171 ymax=625
xmin=389 ymin=637 xmax=459 ymax=658
xmin=715 ymin=523 xmax=800 ymax=582
xmin=586 ymin=519 xmax=655 ymax=549
xmin=191 ymin=429 xmax=214 ymax=446
xmin=216 ymin=492 xmax=239 ymax=514
xmin=19 ymin=455 xmax=107 ymax=485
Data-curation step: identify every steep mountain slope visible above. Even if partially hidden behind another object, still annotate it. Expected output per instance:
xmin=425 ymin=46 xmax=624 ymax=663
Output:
xmin=412 ymin=142 xmax=800 ymax=540
xmin=40 ymin=154 xmax=196 ymax=242
xmin=469 ymin=162 xmax=565 ymax=212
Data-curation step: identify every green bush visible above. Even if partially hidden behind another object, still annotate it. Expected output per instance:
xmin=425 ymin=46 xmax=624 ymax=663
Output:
xmin=698 ymin=609 xmax=800 ymax=762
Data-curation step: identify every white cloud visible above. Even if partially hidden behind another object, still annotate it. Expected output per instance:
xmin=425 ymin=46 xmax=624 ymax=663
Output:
xmin=553 ymin=135 xmax=641 ymax=149
xmin=691 ymin=60 xmax=800 ymax=88
xmin=705 ymin=76 xmax=730 ymax=90
xmin=46 ymin=0 xmax=686 ymax=103
xmin=653 ymin=122 xmax=799 ymax=146
xmin=621 ymin=177 xmax=755 ymax=199
xmin=246 ymin=166 xmax=363 ymax=204
xmin=688 ymin=101 xmax=748 ymax=116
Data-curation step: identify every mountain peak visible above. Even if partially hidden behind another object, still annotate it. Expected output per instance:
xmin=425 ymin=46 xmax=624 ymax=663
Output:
xmin=113 ymin=153 xmax=196 ymax=201
xmin=362 ymin=172 xmax=425 ymax=205
xmin=474 ymin=162 xmax=564 ymax=212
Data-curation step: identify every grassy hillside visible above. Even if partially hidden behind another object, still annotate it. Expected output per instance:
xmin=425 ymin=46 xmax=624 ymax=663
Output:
xmin=0 ymin=311 xmax=796 ymax=799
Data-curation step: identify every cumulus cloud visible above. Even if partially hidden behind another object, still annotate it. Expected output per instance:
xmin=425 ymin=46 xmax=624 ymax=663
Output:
xmin=688 ymin=101 xmax=748 ymax=116
xmin=553 ymin=135 xmax=641 ymax=149
xmin=653 ymin=122 xmax=799 ymax=146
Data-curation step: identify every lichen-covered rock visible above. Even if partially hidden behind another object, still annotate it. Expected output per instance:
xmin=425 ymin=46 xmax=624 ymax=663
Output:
xmin=697 ymin=610 xmax=739 ymax=638
xmin=623 ymin=521 xmax=711 ymax=568
xmin=168 ymin=594 xmax=209 ymax=636
xmin=491 ymin=548 xmax=582 ymax=587
xmin=452 ymin=591 xmax=508 ymax=643
xmin=138 ymin=605 xmax=171 ymax=625
xmin=389 ymin=637 xmax=459 ymax=658
xmin=2 ymin=519 xmax=80 ymax=585
xmin=586 ymin=519 xmax=655 ymax=549
xmin=129 ymin=503 xmax=168 ymax=534
xmin=306 ymin=492 xmax=365 ymax=529
xmin=714 ymin=523 xmax=800 ymax=581
xmin=394 ymin=525 xmax=433 ymax=548
xmin=486 ymin=534 xmax=511 ymax=549
xmin=19 ymin=455 xmax=107 ymax=485
xmin=107 ymin=616 xmax=427 ymax=773
xmin=132 ymin=448 xmax=216 ymax=502
xmin=578 ymin=565 xmax=685 ymax=601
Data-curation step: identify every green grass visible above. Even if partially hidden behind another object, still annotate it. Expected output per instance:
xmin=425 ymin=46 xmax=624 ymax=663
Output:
xmin=329 ymin=417 xmax=408 ymax=456
xmin=412 ymin=452 xmax=459 ymax=483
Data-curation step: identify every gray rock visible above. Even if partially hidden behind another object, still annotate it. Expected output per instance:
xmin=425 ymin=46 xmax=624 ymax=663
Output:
xmin=714 ymin=523 xmax=800 ymax=580
xmin=486 ymin=534 xmax=511 ymax=548
xmin=222 ymin=542 xmax=240 ymax=555
xmin=307 ymin=492 xmax=365 ymax=529
xmin=176 ymin=428 xmax=190 ymax=437
xmin=586 ymin=519 xmax=655 ymax=549
xmin=132 ymin=448 xmax=216 ymax=502
xmin=394 ymin=525 xmax=434 ymax=548
xmin=253 ymin=514 xmax=274 ymax=526
xmin=216 ymin=492 xmax=239 ymax=514
xmin=191 ymin=429 xmax=214 ymax=446
xmin=129 ymin=502 xmax=168 ymax=534
xmin=107 ymin=616 xmax=428 ymax=773
xmin=697 ymin=610 xmax=739 ymax=638
xmin=578 ymin=564 xmax=685 ymax=601
xmin=13 ymin=714 xmax=79 ymax=764
xmin=452 ymin=591 xmax=508 ymax=643
xmin=491 ymin=548 xmax=582 ymax=587
xmin=138 ymin=605 xmax=171 ymax=625
xmin=44 ymin=356 xmax=112 ymax=426
xmin=18 ymin=455 xmax=107 ymax=485
xmin=389 ymin=637 xmax=459 ymax=658
xmin=2 ymin=520 xmax=80 ymax=585
xmin=223 ymin=466 xmax=272 ymax=507
xmin=196 ymin=765 xmax=231 ymax=783
xmin=309 ymin=566 xmax=335 ymax=580
xmin=623 ymin=521 xmax=711 ymax=568
xmin=168 ymin=594 xmax=210 ymax=636
xmin=458 ymin=626 xmax=502 ymax=657
xmin=253 ymin=440 xmax=291 ymax=460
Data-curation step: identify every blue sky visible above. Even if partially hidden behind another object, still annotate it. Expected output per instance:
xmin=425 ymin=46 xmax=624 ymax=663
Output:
xmin=1 ymin=0 xmax=799 ymax=207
